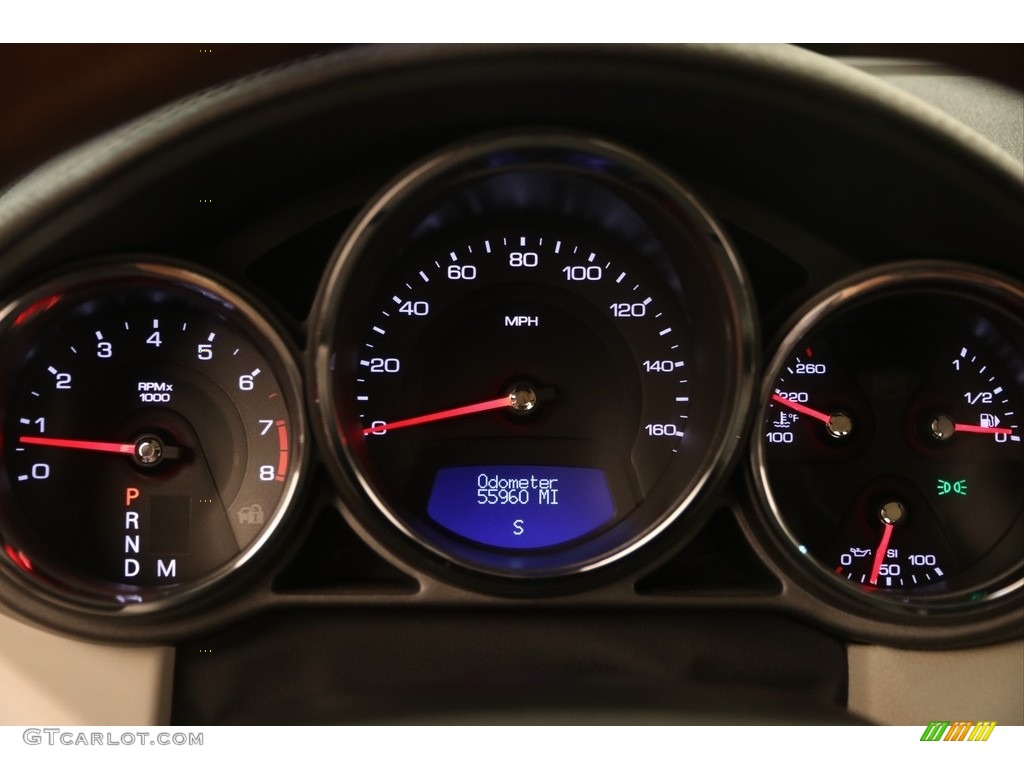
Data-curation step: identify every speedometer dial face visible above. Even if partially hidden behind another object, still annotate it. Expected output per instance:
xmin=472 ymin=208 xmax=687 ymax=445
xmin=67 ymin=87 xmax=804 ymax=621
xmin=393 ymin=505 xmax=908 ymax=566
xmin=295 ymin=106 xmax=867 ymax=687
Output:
xmin=0 ymin=263 xmax=306 ymax=611
xmin=357 ymin=229 xmax=689 ymax=551
xmin=753 ymin=264 xmax=1024 ymax=613
xmin=312 ymin=133 xmax=756 ymax=582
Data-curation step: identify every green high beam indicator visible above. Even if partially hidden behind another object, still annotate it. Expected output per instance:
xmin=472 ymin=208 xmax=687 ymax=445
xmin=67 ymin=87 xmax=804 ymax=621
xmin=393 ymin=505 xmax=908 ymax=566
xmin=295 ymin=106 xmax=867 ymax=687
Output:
xmin=936 ymin=478 xmax=968 ymax=496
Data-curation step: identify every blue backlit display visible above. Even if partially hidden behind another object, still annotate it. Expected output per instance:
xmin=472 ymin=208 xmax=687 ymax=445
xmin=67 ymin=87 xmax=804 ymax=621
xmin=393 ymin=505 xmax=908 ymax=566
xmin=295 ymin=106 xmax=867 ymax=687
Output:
xmin=427 ymin=465 xmax=615 ymax=549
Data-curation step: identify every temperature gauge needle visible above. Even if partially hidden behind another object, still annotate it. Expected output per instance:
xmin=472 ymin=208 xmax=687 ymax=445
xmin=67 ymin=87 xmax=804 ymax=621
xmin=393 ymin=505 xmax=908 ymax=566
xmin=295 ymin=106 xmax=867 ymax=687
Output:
xmin=771 ymin=393 xmax=854 ymax=439
xmin=771 ymin=394 xmax=831 ymax=424
xmin=19 ymin=436 xmax=135 ymax=454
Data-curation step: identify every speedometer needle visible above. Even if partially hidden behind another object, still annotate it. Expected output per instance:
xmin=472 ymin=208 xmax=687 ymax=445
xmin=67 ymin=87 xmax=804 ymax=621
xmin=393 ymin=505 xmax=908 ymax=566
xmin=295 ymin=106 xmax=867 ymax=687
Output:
xmin=363 ymin=396 xmax=511 ymax=435
xmin=363 ymin=385 xmax=555 ymax=436
xmin=19 ymin=436 xmax=136 ymax=454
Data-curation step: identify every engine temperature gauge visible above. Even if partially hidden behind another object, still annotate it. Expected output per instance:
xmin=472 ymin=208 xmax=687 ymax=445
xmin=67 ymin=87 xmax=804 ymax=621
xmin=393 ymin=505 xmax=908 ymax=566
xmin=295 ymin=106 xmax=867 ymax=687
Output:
xmin=754 ymin=264 xmax=1024 ymax=612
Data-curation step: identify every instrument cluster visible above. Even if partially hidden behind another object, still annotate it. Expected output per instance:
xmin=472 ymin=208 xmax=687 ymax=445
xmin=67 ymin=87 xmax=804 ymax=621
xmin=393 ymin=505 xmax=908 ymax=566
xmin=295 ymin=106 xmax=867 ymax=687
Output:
xmin=0 ymin=47 xmax=1021 ymax=649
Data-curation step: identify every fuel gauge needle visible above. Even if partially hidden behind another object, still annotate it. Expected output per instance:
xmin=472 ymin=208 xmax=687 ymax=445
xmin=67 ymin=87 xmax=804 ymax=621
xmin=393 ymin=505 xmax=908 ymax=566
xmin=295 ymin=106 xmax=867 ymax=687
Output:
xmin=930 ymin=414 xmax=1014 ymax=440
xmin=952 ymin=422 xmax=1012 ymax=436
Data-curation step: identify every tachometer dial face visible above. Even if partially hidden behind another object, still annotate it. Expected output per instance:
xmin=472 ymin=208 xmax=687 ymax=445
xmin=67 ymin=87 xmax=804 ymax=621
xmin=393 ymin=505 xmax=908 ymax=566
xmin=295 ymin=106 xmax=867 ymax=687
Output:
xmin=0 ymin=263 xmax=306 ymax=611
xmin=312 ymin=134 xmax=756 ymax=582
xmin=753 ymin=264 xmax=1024 ymax=612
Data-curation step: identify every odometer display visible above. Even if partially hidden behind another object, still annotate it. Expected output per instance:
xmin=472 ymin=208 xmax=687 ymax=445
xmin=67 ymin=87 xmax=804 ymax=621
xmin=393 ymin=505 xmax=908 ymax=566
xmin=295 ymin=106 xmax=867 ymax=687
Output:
xmin=427 ymin=465 xmax=615 ymax=549
xmin=312 ymin=134 xmax=755 ymax=582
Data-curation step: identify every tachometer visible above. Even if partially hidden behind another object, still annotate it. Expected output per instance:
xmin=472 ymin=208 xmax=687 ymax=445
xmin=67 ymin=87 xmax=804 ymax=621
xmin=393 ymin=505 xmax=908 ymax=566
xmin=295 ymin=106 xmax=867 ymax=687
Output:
xmin=311 ymin=133 xmax=756 ymax=584
xmin=0 ymin=262 xmax=306 ymax=613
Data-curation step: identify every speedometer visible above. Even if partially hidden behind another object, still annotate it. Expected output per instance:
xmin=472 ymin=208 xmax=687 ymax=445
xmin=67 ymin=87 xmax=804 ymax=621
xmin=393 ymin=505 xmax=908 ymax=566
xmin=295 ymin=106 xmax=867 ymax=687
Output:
xmin=311 ymin=133 xmax=756 ymax=584
xmin=356 ymin=228 xmax=690 ymax=551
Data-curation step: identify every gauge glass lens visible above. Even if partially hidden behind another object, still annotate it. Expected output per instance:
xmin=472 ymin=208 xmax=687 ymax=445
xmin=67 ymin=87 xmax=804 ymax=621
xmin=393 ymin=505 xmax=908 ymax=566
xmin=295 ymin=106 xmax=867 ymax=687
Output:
xmin=755 ymin=266 xmax=1024 ymax=609
xmin=356 ymin=229 xmax=691 ymax=551
xmin=0 ymin=264 xmax=305 ymax=609
xmin=313 ymin=134 xmax=755 ymax=580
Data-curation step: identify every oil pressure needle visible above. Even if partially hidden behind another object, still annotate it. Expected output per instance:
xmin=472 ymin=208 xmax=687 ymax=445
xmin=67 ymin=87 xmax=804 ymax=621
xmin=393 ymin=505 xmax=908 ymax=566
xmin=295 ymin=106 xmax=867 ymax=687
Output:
xmin=869 ymin=502 xmax=904 ymax=586
xmin=868 ymin=523 xmax=894 ymax=586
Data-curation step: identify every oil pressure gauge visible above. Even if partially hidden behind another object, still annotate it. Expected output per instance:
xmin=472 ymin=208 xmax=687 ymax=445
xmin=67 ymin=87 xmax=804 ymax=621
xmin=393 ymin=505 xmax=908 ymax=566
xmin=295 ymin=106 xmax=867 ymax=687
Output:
xmin=753 ymin=263 xmax=1024 ymax=614
xmin=0 ymin=262 xmax=306 ymax=613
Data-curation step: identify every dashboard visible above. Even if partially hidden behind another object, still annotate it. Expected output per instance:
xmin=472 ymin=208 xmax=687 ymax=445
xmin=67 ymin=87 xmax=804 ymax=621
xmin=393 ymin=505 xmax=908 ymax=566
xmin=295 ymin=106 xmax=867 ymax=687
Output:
xmin=0 ymin=44 xmax=1022 ymax=726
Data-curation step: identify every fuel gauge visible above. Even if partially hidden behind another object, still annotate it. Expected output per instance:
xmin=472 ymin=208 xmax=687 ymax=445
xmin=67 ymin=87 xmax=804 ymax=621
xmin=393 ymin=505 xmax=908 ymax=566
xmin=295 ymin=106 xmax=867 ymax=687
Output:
xmin=753 ymin=263 xmax=1024 ymax=613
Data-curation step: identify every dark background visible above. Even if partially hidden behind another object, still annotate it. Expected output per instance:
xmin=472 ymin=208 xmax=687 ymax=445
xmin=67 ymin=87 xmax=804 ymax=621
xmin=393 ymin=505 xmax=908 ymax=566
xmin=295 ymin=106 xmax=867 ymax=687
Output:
xmin=1 ymin=44 xmax=1021 ymax=190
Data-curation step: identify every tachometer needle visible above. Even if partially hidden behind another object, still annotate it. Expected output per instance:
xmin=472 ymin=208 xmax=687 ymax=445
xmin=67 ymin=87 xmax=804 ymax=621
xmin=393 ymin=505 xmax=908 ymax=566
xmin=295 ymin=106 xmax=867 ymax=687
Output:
xmin=771 ymin=393 xmax=831 ymax=424
xmin=869 ymin=523 xmax=894 ymax=586
xmin=19 ymin=436 xmax=136 ymax=454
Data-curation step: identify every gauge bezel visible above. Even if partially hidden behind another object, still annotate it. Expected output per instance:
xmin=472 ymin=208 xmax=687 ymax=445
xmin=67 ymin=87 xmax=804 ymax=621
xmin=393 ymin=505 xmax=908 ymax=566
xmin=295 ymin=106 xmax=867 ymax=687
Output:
xmin=310 ymin=131 xmax=758 ymax=587
xmin=751 ymin=261 xmax=1024 ymax=620
xmin=0 ymin=260 xmax=309 ymax=619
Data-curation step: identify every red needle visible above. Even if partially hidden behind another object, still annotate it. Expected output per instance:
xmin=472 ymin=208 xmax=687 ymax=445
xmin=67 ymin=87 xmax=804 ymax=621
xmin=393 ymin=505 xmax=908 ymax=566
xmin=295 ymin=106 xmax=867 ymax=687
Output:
xmin=869 ymin=523 xmax=894 ymax=586
xmin=363 ymin=395 xmax=513 ymax=436
xmin=19 ymin=436 xmax=136 ymax=455
xmin=952 ymin=422 xmax=1012 ymax=436
xmin=771 ymin=393 xmax=832 ymax=424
